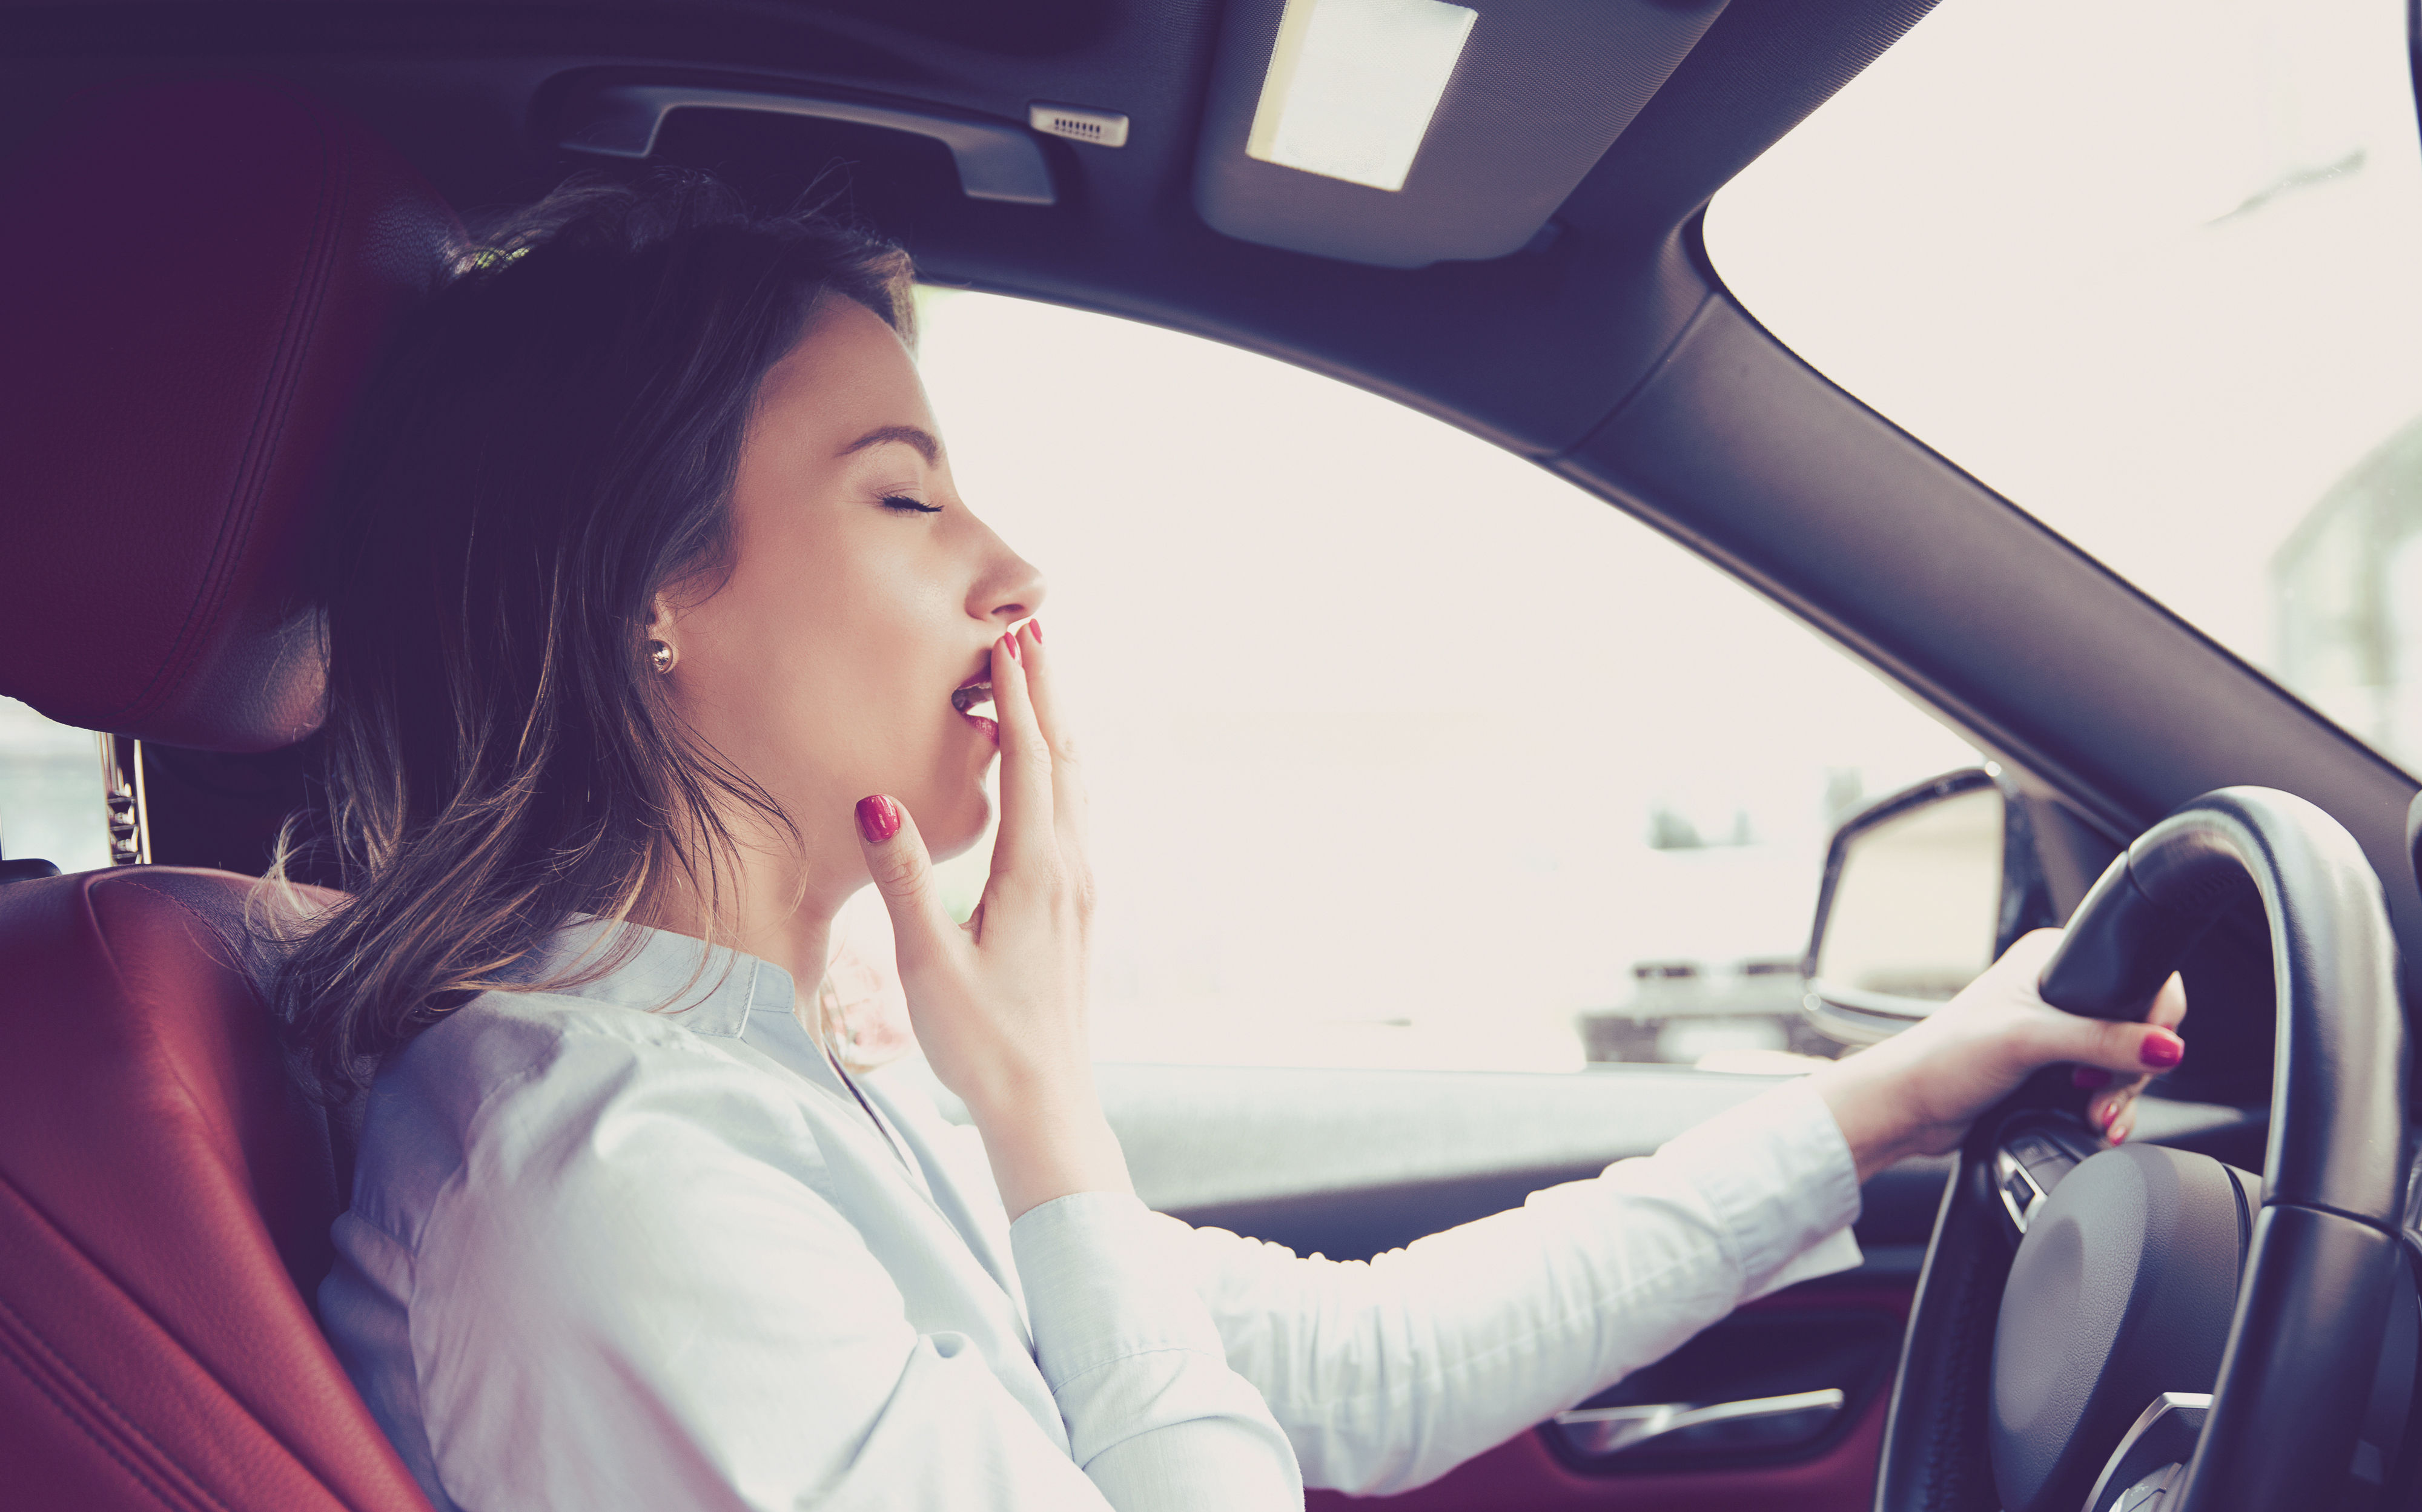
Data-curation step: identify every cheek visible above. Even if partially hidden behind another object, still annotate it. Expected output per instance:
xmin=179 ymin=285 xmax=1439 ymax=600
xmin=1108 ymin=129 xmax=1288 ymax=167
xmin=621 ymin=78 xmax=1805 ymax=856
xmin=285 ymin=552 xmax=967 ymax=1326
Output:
xmin=680 ymin=527 xmax=962 ymax=790
xmin=811 ymin=564 xmax=959 ymax=734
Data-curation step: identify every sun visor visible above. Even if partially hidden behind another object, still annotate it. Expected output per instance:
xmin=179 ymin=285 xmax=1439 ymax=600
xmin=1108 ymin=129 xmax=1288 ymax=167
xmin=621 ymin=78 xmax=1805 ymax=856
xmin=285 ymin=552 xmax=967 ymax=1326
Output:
xmin=1193 ymin=0 xmax=1730 ymax=268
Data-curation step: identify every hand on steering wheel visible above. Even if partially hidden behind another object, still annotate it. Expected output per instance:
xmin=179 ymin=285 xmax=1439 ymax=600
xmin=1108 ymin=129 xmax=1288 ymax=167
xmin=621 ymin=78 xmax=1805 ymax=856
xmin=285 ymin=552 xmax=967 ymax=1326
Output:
xmin=1872 ymin=787 xmax=2409 ymax=1512
xmin=1809 ymin=929 xmax=2188 ymax=1182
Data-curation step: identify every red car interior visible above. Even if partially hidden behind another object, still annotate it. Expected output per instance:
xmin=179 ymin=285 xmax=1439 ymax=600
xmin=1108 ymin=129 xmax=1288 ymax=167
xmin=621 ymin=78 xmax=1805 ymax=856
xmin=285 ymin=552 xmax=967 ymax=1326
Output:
xmin=0 ymin=77 xmax=452 ymax=1512
xmin=1304 ymin=1281 xmax=1914 ymax=1512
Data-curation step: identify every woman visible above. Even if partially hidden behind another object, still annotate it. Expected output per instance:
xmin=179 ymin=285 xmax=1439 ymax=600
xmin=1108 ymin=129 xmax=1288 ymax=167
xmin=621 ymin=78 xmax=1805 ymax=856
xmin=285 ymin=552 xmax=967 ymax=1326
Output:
xmin=285 ymin=173 xmax=2187 ymax=1511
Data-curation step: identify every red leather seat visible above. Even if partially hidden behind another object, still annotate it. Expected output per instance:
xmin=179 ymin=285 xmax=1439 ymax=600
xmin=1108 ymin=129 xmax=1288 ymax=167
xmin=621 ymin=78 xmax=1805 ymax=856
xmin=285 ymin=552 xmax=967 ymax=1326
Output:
xmin=0 ymin=869 xmax=426 ymax=1511
xmin=0 ymin=77 xmax=457 ymax=1510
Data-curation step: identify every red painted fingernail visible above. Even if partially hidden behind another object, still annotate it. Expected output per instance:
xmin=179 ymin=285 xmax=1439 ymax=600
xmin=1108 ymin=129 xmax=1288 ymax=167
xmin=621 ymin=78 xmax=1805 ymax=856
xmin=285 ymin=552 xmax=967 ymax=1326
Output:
xmin=1028 ymin=618 xmax=1044 ymax=644
xmin=856 ymin=794 xmax=901 ymax=845
xmin=2099 ymin=1101 xmax=2117 ymax=1131
xmin=1001 ymin=631 xmax=1021 ymax=663
xmin=2111 ymin=1121 xmax=2130 ymax=1145
xmin=2073 ymin=1066 xmax=2113 ymax=1088
xmin=2140 ymin=1029 xmax=2184 ymax=1069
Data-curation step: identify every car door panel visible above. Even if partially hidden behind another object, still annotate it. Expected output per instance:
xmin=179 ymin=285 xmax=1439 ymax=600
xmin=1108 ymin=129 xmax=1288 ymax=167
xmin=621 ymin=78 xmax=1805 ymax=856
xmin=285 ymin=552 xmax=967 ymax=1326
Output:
xmin=1099 ymin=1063 xmax=2263 ymax=1507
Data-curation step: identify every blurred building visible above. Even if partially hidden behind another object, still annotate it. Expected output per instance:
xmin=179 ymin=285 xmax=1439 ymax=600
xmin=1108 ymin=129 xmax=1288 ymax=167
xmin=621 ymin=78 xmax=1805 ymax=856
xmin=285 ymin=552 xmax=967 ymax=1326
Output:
xmin=2273 ymin=415 xmax=2422 ymax=767
xmin=1577 ymin=956 xmax=1841 ymax=1065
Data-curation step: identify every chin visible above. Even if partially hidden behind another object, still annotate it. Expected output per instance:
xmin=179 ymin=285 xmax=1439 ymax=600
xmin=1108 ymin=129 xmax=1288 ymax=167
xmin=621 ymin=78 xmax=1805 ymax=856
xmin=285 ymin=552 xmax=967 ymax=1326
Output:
xmin=918 ymin=785 xmax=993 ymax=863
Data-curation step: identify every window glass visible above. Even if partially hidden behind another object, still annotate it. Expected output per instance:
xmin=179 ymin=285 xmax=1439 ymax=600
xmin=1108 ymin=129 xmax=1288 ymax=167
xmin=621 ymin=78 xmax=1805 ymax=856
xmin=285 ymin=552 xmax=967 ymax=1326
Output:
xmin=0 ymin=698 xmax=108 ymax=873
xmin=1704 ymin=0 xmax=2422 ymax=770
xmin=901 ymin=289 xmax=1977 ymax=1072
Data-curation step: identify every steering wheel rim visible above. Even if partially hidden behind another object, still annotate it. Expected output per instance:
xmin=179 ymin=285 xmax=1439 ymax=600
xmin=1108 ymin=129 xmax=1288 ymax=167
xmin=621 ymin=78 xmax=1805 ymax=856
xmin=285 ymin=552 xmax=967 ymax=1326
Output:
xmin=1871 ymin=787 xmax=2410 ymax=1512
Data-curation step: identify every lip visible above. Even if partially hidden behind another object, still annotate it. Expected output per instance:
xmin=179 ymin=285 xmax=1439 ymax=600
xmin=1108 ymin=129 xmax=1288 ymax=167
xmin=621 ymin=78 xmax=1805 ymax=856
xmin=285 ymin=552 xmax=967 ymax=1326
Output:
xmin=951 ymin=677 xmax=998 ymax=745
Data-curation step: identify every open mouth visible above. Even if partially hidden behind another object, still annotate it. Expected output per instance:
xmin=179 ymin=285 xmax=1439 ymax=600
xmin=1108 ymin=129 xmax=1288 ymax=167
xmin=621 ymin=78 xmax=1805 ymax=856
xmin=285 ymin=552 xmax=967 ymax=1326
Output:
xmin=951 ymin=679 xmax=998 ymax=742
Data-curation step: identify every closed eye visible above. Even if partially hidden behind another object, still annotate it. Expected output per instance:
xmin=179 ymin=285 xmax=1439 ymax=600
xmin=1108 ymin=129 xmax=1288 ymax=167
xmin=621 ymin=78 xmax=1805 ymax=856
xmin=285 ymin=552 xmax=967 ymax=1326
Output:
xmin=881 ymin=495 xmax=943 ymax=514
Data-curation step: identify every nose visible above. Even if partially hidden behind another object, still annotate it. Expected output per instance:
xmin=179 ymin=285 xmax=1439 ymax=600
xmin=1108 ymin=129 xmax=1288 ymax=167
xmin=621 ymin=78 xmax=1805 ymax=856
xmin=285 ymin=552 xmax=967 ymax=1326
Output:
xmin=968 ymin=521 xmax=1045 ymax=627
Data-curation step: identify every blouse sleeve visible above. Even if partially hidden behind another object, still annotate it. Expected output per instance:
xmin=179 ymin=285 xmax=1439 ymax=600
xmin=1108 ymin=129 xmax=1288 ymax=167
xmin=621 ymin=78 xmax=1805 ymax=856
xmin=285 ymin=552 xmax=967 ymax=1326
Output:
xmin=400 ymin=1030 xmax=1300 ymax=1512
xmin=1012 ymin=1192 xmax=1303 ymax=1510
xmin=1165 ymin=1077 xmax=1866 ymax=1496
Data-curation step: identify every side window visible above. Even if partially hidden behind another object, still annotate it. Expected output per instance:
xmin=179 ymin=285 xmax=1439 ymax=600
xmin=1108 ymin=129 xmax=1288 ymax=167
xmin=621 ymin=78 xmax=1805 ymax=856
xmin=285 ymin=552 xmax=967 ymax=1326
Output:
xmin=901 ymin=289 xmax=1980 ymax=1074
xmin=0 ymin=699 xmax=109 ymax=874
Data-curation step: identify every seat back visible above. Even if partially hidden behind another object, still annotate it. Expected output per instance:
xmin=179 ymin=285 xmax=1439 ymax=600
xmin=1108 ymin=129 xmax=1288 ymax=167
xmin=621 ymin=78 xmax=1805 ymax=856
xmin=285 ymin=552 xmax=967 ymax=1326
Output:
xmin=0 ymin=74 xmax=457 ymax=1511
xmin=0 ymin=869 xmax=426 ymax=1512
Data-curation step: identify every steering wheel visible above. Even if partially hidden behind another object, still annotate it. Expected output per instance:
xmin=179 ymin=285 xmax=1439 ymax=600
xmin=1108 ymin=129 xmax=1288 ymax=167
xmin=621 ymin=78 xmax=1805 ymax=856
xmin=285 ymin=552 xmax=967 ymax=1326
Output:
xmin=1871 ymin=788 xmax=2410 ymax=1512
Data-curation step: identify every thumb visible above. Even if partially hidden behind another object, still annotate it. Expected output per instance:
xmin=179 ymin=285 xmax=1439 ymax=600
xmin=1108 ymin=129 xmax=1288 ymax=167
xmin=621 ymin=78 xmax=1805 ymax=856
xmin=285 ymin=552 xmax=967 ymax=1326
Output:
xmin=854 ymin=794 xmax=959 ymax=968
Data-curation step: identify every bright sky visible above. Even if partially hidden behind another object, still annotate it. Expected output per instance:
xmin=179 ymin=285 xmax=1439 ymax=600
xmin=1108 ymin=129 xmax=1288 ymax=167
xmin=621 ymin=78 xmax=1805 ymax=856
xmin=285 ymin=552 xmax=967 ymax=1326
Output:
xmin=1706 ymin=0 xmax=2422 ymax=765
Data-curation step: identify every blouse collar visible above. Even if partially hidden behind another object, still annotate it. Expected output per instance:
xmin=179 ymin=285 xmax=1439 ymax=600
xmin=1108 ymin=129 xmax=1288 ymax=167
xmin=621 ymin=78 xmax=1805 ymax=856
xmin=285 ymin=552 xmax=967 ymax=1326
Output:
xmin=523 ymin=914 xmax=798 ymax=1042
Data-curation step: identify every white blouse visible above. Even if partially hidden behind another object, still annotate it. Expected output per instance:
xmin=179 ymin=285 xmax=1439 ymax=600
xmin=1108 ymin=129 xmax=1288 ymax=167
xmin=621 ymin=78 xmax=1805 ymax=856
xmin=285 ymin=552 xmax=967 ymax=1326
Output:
xmin=319 ymin=919 xmax=1864 ymax=1511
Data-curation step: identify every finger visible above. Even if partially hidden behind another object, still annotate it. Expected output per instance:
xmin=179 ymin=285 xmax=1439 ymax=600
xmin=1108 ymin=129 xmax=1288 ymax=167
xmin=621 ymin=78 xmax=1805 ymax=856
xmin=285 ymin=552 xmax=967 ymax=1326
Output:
xmin=1015 ymin=619 xmax=1088 ymax=853
xmin=853 ymin=794 xmax=961 ymax=971
xmin=2088 ymin=1082 xmax=2141 ymax=1136
xmin=985 ymin=629 xmax=1058 ymax=885
xmin=2028 ymin=1009 xmax=2186 ymax=1083
xmin=2102 ymin=1088 xmax=2140 ymax=1145
xmin=2056 ymin=963 xmax=2182 ymax=1116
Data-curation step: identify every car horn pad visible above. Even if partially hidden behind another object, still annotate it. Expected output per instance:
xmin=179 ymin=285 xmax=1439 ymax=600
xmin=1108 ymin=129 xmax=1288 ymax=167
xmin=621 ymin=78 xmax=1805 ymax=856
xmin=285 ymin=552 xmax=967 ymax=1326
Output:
xmin=1987 ymin=1141 xmax=2257 ymax=1512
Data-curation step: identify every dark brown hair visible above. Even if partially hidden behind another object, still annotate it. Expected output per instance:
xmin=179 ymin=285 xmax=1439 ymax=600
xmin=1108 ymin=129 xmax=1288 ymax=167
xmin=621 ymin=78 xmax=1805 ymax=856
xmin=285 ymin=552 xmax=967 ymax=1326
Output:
xmin=270 ymin=170 xmax=916 ymax=1100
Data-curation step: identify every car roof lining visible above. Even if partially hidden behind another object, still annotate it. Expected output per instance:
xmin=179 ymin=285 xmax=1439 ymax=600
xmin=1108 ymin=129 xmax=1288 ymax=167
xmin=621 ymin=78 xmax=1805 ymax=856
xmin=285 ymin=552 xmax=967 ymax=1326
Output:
xmin=0 ymin=0 xmax=1936 ymax=456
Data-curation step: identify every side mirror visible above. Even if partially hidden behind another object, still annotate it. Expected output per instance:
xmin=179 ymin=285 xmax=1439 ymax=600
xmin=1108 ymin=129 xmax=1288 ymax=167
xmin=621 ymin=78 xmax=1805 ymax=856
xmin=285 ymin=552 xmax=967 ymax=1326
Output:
xmin=1802 ymin=767 xmax=2051 ymax=1044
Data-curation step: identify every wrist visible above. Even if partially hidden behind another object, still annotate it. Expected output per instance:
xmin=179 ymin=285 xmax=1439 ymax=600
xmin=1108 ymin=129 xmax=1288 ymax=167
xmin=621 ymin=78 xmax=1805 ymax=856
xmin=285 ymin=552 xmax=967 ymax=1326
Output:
xmin=974 ymin=1098 xmax=1132 ymax=1220
xmin=958 ymin=1057 xmax=1096 ymax=1133
xmin=1809 ymin=1050 xmax=1922 ymax=1184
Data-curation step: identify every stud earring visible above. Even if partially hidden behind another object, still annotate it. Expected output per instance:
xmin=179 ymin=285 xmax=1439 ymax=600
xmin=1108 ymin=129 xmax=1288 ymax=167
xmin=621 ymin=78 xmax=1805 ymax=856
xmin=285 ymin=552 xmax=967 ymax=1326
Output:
xmin=646 ymin=639 xmax=677 ymax=675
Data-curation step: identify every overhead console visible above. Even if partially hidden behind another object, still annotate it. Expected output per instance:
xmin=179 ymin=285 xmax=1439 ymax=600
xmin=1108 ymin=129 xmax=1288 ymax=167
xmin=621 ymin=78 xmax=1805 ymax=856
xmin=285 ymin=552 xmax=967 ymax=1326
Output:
xmin=546 ymin=71 xmax=1062 ymax=205
xmin=1191 ymin=0 xmax=1731 ymax=268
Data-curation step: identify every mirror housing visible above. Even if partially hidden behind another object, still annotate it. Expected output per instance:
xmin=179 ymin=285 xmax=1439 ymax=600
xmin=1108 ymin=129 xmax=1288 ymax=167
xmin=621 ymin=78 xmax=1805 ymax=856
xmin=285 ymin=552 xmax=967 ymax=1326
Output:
xmin=1802 ymin=767 xmax=2055 ymax=1044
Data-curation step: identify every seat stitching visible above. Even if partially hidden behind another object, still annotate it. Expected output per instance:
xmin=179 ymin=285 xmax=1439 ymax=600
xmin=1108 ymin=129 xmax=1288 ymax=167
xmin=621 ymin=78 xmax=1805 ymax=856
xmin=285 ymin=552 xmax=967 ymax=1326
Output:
xmin=114 ymin=877 xmax=262 ymax=994
xmin=0 ymin=1333 xmax=191 ymax=1512
xmin=105 ymin=878 xmax=274 ymax=1169
xmin=73 ymin=876 xmax=360 ymax=1491
xmin=0 ymin=1219 xmax=240 ymax=1512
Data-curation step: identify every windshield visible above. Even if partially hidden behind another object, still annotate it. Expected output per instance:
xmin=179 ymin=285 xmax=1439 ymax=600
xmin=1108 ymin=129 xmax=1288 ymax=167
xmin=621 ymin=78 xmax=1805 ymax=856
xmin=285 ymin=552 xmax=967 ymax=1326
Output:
xmin=1705 ymin=0 xmax=2422 ymax=771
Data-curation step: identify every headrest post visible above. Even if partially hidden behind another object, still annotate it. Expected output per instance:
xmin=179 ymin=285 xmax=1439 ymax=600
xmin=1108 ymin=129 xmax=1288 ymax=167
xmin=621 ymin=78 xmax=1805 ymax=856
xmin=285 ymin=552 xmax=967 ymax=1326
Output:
xmin=99 ymin=733 xmax=150 ymax=867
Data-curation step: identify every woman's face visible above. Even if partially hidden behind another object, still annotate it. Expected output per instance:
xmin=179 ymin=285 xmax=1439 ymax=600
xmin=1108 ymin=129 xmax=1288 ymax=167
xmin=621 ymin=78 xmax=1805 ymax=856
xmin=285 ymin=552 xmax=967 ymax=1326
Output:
xmin=661 ymin=293 xmax=1041 ymax=892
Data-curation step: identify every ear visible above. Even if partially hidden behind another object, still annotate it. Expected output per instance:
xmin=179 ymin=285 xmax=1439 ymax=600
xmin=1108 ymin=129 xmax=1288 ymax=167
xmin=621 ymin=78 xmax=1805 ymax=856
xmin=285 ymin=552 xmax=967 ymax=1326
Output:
xmin=646 ymin=591 xmax=677 ymax=639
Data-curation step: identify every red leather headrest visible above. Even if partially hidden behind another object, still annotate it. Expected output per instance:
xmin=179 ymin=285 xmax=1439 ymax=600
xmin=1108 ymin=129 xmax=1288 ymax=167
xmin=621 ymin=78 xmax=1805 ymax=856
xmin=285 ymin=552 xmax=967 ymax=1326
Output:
xmin=0 ymin=76 xmax=461 ymax=751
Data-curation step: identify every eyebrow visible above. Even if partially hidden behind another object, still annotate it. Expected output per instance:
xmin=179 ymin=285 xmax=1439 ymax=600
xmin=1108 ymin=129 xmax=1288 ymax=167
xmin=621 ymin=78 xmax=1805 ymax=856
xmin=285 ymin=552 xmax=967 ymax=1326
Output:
xmin=836 ymin=424 xmax=941 ymax=465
